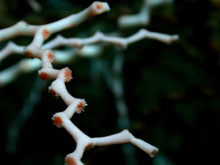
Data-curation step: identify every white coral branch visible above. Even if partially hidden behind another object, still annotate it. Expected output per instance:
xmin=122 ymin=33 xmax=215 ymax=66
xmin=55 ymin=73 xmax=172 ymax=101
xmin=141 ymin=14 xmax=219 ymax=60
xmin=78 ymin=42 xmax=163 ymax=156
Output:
xmin=0 ymin=29 xmax=178 ymax=62
xmin=0 ymin=2 xmax=162 ymax=164
xmin=0 ymin=46 xmax=102 ymax=87
xmin=118 ymin=0 xmax=173 ymax=28
xmin=0 ymin=2 xmax=109 ymax=43
xmin=0 ymin=28 xmax=178 ymax=87
xmin=44 ymin=29 xmax=178 ymax=49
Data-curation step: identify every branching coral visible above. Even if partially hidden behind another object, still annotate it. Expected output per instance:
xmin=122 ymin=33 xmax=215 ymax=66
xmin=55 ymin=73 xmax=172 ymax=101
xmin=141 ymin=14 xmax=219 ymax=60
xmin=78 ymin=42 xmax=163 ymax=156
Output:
xmin=0 ymin=1 xmax=179 ymax=164
xmin=0 ymin=29 xmax=178 ymax=86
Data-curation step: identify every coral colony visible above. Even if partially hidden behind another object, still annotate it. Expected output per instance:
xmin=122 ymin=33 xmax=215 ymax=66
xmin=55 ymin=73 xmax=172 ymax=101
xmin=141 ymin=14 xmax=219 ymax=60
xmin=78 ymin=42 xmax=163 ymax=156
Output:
xmin=0 ymin=1 xmax=178 ymax=165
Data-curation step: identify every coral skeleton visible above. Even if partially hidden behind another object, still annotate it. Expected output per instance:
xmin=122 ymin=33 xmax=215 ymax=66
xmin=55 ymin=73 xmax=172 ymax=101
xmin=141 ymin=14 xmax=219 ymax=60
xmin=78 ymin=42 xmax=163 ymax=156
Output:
xmin=0 ymin=1 xmax=179 ymax=164
xmin=118 ymin=0 xmax=173 ymax=28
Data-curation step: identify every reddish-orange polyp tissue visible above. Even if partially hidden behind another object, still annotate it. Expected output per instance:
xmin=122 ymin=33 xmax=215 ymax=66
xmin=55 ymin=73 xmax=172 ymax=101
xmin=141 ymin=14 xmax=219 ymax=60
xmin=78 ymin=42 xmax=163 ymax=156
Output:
xmin=47 ymin=51 xmax=54 ymax=62
xmin=52 ymin=115 xmax=63 ymax=128
xmin=65 ymin=156 xmax=77 ymax=165
xmin=85 ymin=143 xmax=94 ymax=151
xmin=96 ymin=3 xmax=103 ymax=9
xmin=25 ymin=51 xmax=34 ymax=58
xmin=64 ymin=68 xmax=72 ymax=82
xmin=39 ymin=72 xmax=49 ymax=80
xmin=42 ymin=29 xmax=50 ymax=39
xmin=49 ymin=89 xmax=57 ymax=96
xmin=77 ymin=102 xmax=85 ymax=111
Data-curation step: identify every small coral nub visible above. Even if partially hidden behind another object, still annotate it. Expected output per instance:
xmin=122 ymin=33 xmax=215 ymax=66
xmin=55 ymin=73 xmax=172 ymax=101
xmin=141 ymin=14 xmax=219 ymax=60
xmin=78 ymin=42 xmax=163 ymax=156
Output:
xmin=64 ymin=68 xmax=72 ymax=82
xmin=149 ymin=148 xmax=159 ymax=158
xmin=65 ymin=156 xmax=76 ymax=165
xmin=52 ymin=115 xmax=63 ymax=128
xmin=39 ymin=72 xmax=49 ymax=80
xmin=42 ymin=29 xmax=50 ymax=39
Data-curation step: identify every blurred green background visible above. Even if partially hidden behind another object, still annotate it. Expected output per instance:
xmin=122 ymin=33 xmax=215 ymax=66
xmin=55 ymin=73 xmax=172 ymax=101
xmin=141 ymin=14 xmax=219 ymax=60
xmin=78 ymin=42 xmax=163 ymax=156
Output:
xmin=0 ymin=0 xmax=220 ymax=164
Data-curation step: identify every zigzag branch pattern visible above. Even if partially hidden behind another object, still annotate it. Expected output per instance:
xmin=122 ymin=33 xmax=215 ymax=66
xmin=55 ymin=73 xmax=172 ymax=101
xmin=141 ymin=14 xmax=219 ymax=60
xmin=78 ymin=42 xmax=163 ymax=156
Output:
xmin=0 ymin=1 xmax=179 ymax=164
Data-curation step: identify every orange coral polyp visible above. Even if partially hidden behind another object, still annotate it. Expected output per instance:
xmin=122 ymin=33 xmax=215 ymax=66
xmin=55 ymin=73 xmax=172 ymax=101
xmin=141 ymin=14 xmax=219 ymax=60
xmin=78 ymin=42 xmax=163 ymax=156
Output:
xmin=47 ymin=51 xmax=54 ymax=63
xmin=39 ymin=72 xmax=49 ymax=80
xmin=25 ymin=51 xmax=34 ymax=58
xmin=49 ymin=89 xmax=58 ymax=96
xmin=64 ymin=68 xmax=72 ymax=82
xmin=85 ymin=142 xmax=94 ymax=151
xmin=96 ymin=3 xmax=103 ymax=9
xmin=65 ymin=156 xmax=77 ymax=165
xmin=42 ymin=29 xmax=50 ymax=39
xmin=52 ymin=115 xmax=63 ymax=128
xmin=76 ymin=101 xmax=85 ymax=111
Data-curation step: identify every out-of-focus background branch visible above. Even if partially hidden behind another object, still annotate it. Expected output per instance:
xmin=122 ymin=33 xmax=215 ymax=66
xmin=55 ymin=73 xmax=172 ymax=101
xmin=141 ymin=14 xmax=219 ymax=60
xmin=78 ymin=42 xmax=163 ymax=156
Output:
xmin=0 ymin=0 xmax=220 ymax=165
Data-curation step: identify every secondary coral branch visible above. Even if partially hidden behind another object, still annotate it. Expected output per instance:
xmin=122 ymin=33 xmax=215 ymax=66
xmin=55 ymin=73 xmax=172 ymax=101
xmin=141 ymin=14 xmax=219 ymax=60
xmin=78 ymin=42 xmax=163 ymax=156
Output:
xmin=43 ymin=28 xmax=178 ymax=49
xmin=0 ymin=46 xmax=102 ymax=87
xmin=0 ymin=2 xmax=110 ymax=43
xmin=0 ymin=29 xmax=178 ymax=62
xmin=0 ymin=28 xmax=178 ymax=87
xmin=118 ymin=0 xmax=173 ymax=28
xmin=53 ymin=111 xmax=158 ymax=165
xmin=27 ymin=0 xmax=42 ymax=12
xmin=0 ymin=42 xmax=24 ymax=61
xmin=0 ymin=21 xmax=38 ymax=42
xmin=24 ymin=1 xmax=110 ymax=58
xmin=0 ymin=58 xmax=41 ymax=87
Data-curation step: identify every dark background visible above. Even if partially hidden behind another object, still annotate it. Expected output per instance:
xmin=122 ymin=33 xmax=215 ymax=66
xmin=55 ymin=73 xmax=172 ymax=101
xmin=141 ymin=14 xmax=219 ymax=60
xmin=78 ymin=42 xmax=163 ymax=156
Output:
xmin=0 ymin=0 xmax=220 ymax=164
